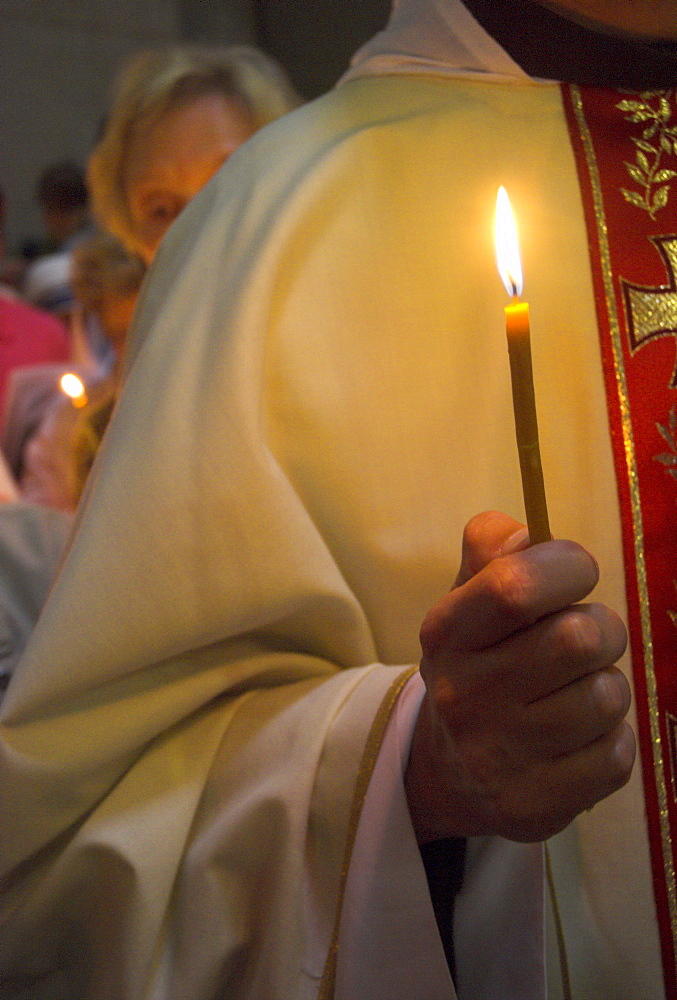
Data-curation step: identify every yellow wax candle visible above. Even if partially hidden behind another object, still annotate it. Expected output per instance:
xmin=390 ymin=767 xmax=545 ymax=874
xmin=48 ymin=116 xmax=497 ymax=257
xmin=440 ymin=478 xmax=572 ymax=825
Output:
xmin=495 ymin=187 xmax=550 ymax=545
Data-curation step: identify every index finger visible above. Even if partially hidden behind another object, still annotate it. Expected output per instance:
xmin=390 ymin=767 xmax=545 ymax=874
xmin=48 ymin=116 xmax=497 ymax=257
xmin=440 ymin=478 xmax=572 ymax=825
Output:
xmin=421 ymin=539 xmax=600 ymax=653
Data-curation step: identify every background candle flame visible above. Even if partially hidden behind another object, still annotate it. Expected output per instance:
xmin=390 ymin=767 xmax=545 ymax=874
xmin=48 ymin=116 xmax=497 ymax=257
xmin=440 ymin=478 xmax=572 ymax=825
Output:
xmin=60 ymin=373 xmax=86 ymax=402
xmin=495 ymin=186 xmax=524 ymax=298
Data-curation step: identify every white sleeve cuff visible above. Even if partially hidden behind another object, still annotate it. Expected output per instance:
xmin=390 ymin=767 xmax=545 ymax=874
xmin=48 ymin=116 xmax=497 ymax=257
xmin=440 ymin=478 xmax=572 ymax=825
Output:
xmin=335 ymin=670 xmax=546 ymax=1000
xmin=334 ymin=670 xmax=456 ymax=1000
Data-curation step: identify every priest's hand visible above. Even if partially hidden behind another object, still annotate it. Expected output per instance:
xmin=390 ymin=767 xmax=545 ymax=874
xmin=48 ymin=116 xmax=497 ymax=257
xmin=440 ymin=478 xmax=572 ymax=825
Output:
xmin=405 ymin=510 xmax=635 ymax=843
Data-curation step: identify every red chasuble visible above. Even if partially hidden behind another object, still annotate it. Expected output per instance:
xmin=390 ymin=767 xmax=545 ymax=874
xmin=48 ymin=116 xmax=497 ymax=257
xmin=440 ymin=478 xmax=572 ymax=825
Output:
xmin=562 ymin=84 xmax=677 ymax=995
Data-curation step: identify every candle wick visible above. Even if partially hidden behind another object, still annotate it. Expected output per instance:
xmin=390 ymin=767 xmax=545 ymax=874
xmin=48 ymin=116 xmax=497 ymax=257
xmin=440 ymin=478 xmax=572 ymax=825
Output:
xmin=511 ymin=281 xmax=518 ymax=298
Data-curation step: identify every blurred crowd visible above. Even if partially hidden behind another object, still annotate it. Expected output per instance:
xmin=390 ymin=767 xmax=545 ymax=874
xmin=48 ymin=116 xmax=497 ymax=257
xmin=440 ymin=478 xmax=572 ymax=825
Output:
xmin=0 ymin=43 xmax=301 ymax=514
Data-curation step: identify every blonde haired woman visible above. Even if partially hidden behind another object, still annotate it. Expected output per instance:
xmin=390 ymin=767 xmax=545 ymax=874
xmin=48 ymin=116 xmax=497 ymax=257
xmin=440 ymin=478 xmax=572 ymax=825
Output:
xmin=0 ymin=48 xmax=300 ymax=692
xmin=88 ymin=45 xmax=302 ymax=263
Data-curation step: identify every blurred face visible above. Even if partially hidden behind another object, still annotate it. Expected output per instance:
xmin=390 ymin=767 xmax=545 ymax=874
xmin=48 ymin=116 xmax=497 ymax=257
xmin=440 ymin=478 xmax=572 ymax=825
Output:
xmin=123 ymin=92 xmax=256 ymax=264
xmin=538 ymin=0 xmax=677 ymax=39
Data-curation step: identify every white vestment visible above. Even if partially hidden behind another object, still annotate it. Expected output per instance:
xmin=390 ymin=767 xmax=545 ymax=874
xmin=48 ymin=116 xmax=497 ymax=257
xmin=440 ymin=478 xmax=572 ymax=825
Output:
xmin=0 ymin=2 xmax=664 ymax=998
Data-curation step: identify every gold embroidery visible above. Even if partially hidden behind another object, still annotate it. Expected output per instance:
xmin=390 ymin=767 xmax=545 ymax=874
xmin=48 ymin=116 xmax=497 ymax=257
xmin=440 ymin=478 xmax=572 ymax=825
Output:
xmin=622 ymin=239 xmax=677 ymax=388
xmin=617 ymin=92 xmax=677 ymax=219
xmin=570 ymin=82 xmax=677 ymax=956
xmin=656 ymin=405 xmax=677 ymax=480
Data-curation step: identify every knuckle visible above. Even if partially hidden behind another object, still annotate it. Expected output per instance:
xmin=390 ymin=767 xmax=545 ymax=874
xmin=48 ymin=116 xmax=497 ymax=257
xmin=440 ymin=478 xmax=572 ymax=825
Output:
xmin=588 ymin=669 xmax=627 ymax=728
xmin=590 ymin=724 xmax=636 ymax=800
xmin=606 ymin=608 xmax=629 ymax=660
xmin=483 ymin=558 xmax=535 ymax=626
xmin=559 ymin=539 xmax=600 ymax=588
xmin=419 ymin=612 xmax=438 ymax=656
xmin=609 ymin=722 xmax=637 ymax=782
xmin=419 ymin=604 xmax=447 ymax=656
xmin=588 ymin=603 xmax=628 ymax=661
xmin=463 ymin=513 xmax=490 ymax=551
xmin=559 ymin=611 xmax=605 ymax=664
xmin=419 ymin=591 xmax=461 ymax=657
xmin=428 ymin=672 xmax=460 ymax=717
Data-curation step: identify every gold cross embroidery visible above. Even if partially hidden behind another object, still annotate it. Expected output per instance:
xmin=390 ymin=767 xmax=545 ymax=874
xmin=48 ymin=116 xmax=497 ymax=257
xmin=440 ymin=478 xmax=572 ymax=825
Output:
xmin=622 ymin=235 xmax=677 ymax=388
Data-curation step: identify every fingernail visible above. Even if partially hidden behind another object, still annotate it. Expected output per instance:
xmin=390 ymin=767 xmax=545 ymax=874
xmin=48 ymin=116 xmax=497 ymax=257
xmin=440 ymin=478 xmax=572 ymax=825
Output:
xmin=498 ymin=527 xmax=530 ymax=556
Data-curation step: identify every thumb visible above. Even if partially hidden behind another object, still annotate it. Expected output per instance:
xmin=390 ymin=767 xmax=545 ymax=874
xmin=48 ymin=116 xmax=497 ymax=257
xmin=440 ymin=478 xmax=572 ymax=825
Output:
xmin=454 ymin=511 xmax=530 ymax=587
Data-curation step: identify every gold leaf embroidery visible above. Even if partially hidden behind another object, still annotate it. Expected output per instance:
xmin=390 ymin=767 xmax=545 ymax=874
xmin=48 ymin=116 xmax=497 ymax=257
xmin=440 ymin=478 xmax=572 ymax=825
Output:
xmin=617 ymin=91 xmax=677 ymax=219
xmin=656 ymin=405 xmax=677 ymax=481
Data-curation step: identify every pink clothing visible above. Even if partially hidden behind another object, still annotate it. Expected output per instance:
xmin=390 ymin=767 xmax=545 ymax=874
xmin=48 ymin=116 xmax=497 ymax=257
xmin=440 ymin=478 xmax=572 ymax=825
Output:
xmin=0 ymin=294 xmax=70 ymax=432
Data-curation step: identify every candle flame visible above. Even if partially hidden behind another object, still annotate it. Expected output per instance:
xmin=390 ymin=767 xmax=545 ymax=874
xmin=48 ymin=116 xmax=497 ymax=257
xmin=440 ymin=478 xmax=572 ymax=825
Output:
xmin=495 ymin=186 xmax=524 ymax=298
xmin=60 ymin=373 xmax=87 ymax=406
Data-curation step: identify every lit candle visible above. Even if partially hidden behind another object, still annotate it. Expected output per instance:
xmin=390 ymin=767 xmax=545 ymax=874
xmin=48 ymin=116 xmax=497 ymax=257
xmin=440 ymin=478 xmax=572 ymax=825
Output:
xmin=60 ymin=373 xmax=88 ymax=409
xmin=494 ymin=186 xmax=550 ymax=545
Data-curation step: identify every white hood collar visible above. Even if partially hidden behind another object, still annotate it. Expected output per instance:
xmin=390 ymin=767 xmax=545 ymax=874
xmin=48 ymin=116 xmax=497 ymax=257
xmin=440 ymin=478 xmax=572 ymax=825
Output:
xmin=341 ymin=0 xmax=531 ymax=83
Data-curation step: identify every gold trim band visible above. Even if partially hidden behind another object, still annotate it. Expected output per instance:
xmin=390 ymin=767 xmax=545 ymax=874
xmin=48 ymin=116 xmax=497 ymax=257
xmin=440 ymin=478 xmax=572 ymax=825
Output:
xmin=569 ymin=83 xmax=677 ymax=953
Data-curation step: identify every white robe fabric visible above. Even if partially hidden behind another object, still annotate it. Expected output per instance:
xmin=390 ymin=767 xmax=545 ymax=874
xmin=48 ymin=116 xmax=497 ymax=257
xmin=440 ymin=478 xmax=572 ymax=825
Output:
xmin=0 ymin=2 xmax=665 ymax=998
